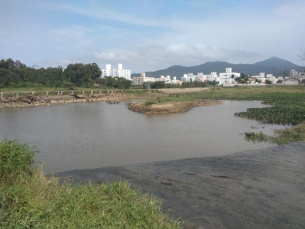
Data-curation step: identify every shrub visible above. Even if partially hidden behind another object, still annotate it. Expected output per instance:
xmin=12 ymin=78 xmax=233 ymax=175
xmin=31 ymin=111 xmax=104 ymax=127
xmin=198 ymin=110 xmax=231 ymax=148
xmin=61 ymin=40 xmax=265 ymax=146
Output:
xmin=0 ymin=139 xmax=36 ymax=184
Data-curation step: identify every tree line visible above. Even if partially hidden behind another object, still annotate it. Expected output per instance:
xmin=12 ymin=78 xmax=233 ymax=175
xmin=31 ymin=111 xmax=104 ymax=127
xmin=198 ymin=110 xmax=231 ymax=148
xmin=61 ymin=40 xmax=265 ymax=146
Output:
xmin=0 ymin=58 xmax=131 ymax=89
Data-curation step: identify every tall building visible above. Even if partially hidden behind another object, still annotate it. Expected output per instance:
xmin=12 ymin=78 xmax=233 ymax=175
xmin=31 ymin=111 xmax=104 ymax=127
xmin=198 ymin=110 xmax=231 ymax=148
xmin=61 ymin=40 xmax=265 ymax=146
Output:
xmin=101 ymin=64 xmax=131 ymax=80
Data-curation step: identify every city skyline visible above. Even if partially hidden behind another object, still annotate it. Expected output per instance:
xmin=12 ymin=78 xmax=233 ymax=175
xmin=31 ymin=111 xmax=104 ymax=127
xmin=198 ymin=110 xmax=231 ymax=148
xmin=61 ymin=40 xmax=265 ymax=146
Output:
xmin=0 ymin=0 xmax=304 ymax=73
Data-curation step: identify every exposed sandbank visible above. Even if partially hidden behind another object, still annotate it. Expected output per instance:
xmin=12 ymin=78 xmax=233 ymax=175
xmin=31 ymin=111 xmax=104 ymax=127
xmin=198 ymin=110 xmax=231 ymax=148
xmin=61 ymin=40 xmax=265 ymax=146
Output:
xmin=128 ymin=100 xmax=222 ymax=114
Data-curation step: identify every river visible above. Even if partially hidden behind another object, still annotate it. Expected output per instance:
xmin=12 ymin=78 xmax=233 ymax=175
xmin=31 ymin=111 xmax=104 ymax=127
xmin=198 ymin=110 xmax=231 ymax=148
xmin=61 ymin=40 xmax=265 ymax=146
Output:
xmin=0 ymin=101 xmax=285 ymax=174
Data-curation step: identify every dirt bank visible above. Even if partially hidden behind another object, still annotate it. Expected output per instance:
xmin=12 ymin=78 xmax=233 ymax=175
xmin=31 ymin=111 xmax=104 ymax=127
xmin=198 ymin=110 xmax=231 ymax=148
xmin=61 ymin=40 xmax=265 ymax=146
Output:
xmin=57 ymin=142 xmax=305 ymax=229
xmin=0 ymin=91 xmax=162 ymax=108
xmin=128 ymin=100 xmax=222 ymax=114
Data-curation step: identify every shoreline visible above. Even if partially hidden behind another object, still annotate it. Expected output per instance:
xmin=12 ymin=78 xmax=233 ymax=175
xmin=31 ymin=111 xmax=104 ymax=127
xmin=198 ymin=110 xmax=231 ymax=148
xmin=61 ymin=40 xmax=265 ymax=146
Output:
xmin=0 ymin=88 xmax=209 ymax=109
xmin=0 ymin=92 xmax=162 ymax=109
xmin=57 ymin=142 xmax=305 ymax=229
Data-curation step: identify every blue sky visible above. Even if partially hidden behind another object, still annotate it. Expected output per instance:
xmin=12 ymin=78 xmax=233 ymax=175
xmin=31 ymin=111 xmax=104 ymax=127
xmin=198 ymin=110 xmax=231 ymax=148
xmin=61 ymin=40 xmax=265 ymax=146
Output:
xmin=0 ymin=0 xmax=304 ymax=72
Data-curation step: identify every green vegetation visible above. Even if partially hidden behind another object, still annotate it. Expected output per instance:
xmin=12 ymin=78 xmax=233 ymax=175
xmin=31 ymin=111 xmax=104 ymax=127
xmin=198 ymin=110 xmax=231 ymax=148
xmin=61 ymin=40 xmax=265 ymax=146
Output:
xmin=143 ymin=94 xmax=193 ymax=106
xmin=0 ymin=58 xmax=132 ymax=90
xmin=125 ymin=89 xmax=161 ymax=96
xmin=245 ymin=122 xmax=305 ymax=145
xmin=0 ymin=139 xmax=182 ymax=228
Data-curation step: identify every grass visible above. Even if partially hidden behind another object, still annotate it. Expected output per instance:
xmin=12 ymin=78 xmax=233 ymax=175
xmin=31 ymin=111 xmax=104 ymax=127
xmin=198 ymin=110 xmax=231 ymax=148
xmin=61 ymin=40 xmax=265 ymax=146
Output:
xmin=0 ymin=139 xmax=183 ymax=229
xmin=143 ymin=94 xmax=193 ymax=106
xmin=125 ymin=89 xmax=162 ymax=96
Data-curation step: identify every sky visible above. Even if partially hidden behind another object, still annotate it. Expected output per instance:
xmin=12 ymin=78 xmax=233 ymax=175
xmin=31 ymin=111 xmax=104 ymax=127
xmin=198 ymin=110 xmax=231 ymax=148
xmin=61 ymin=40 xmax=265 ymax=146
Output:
xmin=0 ymin=0 xmax=304 ymax=73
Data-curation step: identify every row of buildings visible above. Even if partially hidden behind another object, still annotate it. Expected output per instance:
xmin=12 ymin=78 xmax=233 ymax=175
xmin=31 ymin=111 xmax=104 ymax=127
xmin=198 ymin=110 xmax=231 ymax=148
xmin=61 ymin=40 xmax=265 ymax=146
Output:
xmin=132 ymin=73 xmax=184 ymax=86
xmin=131 ymin=68 xmax=305 ymax=86
xmin=100 ymin=64 xmax=305 ymax=86
xmin=131 ymin=68 xmax=241 ymax=86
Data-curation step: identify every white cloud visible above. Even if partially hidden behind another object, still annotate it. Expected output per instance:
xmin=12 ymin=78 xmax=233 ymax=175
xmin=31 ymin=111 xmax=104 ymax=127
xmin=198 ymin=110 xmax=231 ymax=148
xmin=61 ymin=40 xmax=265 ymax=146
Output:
xmin=95 ymin=43 xmax=261 ymax=72
xmin=1 ymin=0 xmax=304 ymax=71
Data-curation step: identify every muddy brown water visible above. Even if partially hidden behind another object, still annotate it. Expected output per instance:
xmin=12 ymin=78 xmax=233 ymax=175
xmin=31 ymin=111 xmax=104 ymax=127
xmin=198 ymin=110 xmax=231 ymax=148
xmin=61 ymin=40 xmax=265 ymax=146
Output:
xmin=0 ymin=100 xmax=286 ymax=174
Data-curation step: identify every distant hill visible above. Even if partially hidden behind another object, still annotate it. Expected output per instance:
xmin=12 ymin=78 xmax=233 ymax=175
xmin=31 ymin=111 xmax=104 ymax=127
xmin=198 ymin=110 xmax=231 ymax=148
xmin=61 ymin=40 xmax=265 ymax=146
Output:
xmin=131 ymin=57 xmax=304 ymax=80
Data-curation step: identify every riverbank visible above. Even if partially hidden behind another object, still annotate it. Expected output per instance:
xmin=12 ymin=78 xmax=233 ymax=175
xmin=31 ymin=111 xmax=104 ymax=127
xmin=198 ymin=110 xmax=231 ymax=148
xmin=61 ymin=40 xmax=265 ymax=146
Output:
xmin=0 ymin=90 xmax=162 ymax=108
xmin=0 ymin=88 xmax=210 ymax=109
xmin=57 ymin=142 xmax=305 ymax=229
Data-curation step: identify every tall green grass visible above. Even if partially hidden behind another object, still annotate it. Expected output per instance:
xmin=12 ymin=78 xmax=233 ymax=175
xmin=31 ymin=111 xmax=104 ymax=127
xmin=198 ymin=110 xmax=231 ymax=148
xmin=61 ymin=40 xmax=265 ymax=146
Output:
xmin=0 ymin=139 xmax=182 ymax=229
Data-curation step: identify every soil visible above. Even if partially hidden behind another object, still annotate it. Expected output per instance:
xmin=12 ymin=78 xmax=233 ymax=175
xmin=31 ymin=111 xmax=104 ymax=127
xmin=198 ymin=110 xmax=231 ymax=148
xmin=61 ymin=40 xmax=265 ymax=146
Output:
xmin=57 ymin=142 xmax=305 ymax=229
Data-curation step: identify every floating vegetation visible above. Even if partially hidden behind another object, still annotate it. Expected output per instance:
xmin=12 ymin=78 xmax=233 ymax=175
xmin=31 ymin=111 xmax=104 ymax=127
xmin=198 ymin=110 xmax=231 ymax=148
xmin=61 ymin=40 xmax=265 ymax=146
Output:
xmin=245 ymin=131 xmax=270 ymax=143
xmin=235 ymin=106 xmax=305 ymax=125
xmin=244 ymin=122 xmax=305 ymax=145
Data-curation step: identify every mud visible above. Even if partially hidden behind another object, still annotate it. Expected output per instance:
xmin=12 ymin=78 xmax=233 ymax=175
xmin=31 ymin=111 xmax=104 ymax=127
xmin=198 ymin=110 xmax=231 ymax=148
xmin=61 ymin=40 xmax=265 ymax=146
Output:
xmin=57 ymin=142 xmax=305 ymax=229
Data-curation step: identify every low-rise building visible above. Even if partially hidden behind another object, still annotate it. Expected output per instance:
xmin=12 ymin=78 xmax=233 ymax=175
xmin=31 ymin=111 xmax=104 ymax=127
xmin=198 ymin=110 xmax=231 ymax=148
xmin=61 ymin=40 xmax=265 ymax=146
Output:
xmin=285 ymin=78 xmax=299 ymax=85
xmin=132 ymin=73 xmax=155 ymax=85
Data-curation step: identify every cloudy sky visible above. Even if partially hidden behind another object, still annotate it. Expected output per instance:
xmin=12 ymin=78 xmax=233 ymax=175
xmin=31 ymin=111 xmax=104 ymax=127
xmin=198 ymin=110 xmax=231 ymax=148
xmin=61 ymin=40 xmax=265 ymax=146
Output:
xmin=0 ymin=0 xmax=304 ymax=72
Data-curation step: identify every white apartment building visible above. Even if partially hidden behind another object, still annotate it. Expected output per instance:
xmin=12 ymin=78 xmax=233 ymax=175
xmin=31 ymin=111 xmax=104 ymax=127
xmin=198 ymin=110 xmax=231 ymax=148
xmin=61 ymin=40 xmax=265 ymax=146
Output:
xmin=219 ymin=68 xmax=240 ymax=85
xmin=132 ymin=73 xmax=155 ymax=85
xmin=155 ymin=75 xmax=171 ymax=83
xmin=101 ymin=63 xmax=131 ymax=80
xmin=196 ymin=72 xmax=208 ymax=82
xmin=207 ymin=72 xmax=218 ymax=82
xmin=181 ymin=73 xmax=197 ymax=82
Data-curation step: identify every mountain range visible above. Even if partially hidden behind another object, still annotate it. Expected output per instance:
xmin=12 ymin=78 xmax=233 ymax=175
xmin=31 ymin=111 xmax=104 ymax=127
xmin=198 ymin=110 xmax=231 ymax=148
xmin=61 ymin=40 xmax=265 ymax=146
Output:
xmin=131 ymin=57 xmax=304 ymax=80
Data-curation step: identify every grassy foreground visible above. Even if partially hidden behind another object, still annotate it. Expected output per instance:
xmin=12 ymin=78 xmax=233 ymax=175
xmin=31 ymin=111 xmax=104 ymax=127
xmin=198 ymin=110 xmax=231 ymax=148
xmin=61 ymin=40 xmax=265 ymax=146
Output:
xmin=0 ymin=140 xmax=182 ymax=229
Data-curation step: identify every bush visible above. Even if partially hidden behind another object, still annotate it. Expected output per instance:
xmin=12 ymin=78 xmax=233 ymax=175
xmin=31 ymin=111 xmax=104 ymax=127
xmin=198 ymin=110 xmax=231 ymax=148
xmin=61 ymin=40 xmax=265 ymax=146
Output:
xmin=0 ymin=139 xmax=36 ymax=183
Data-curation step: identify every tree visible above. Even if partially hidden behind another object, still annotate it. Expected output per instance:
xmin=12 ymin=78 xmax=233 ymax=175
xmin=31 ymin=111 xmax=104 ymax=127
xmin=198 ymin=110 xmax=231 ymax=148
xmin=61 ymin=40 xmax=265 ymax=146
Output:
xmin=255 ymin=79 xmax=262 ymax=83
xmin=151 ymin=81 xmax=165 ymax=89
xmin=235 ymin=73 xmax=249 ymax=84
xmin=63 ymin=63 xmax=101 ymax=87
